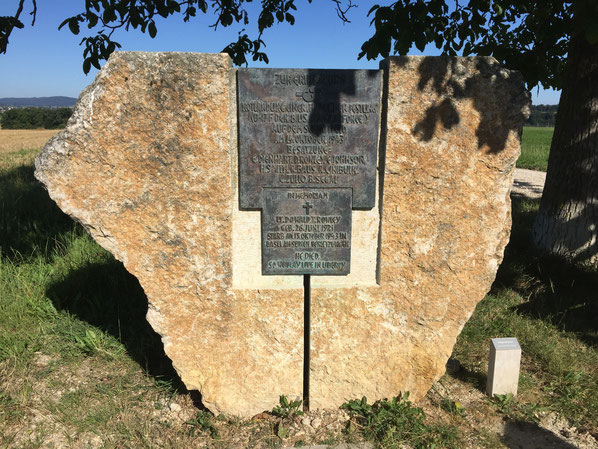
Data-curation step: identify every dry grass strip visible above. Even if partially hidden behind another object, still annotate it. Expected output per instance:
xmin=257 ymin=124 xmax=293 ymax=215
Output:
xmin=0 ymin=129 xmax=58 ymax=153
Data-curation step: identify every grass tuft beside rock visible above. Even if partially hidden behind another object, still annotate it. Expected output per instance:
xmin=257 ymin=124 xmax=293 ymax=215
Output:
xmin=342 ymin=394 xmax=460 ymax=449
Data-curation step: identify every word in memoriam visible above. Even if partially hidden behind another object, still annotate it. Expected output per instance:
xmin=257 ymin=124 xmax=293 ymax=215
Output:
xmin=261 ymin=188 xmax=352 ymax=275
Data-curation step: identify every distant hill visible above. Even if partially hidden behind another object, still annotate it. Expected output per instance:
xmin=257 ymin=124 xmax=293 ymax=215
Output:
xmin=0 ymin=96 xmax=77 ymax=108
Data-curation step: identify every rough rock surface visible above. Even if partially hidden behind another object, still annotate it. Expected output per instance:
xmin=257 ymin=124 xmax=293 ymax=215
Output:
xmin=310 ymin=56 xmax=529 ymax=408
xmin=35 ymin=52 xmax=304 ymax=417
xmin=36 ymin=53 xmax=529 ymax=416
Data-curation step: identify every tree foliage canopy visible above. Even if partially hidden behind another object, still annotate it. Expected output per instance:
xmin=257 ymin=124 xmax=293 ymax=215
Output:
xmin=2 ymin=1 xmax=596 ymax=91
xmin=1 ymin=0 xmax=355 ymax=73
xmin=526 ymin=104 xmax=558 ymax=127
xmin=359 ymin=1 xmax=597 ymax=90
xmin=0 ymin=107 xmax=72 ymax=129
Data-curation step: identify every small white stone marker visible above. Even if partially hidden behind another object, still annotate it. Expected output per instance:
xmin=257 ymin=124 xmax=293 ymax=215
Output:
xmin=486 ymin=337 xmax=521 ymax=397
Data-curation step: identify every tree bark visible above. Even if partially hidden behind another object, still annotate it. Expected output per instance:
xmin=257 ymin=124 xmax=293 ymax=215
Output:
xmin=532 ymin=35 xmax=598 ymax=265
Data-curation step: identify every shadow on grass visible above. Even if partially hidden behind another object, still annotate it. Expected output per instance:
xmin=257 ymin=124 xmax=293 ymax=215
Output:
xmin=0 ymin=165 xmax=75 ymax=261
xmin=503 ymin=420 xmax=578 ymax=449
xmin=1 ymin=163 xmax=193 ymax=396
xmin=447 ymin=364 xmax=487 ymax=394
xmin=493 ymin=197 xmax=598 ymax=347
xmin=46 ymin=259 xmax=187 ymax=392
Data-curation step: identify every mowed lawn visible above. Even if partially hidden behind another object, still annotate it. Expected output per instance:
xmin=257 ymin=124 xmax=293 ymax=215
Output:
xmin=518 ymin=127 xmax=553 ymax=172
xmin=1 ymin=128 xmax=596 ymax=449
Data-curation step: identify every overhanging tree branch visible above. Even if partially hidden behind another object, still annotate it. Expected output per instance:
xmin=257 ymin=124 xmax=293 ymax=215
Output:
xmin=358 ymin=0 xmax=576 ymax=90
xmin=0 ymin=0 xmax=357 ymax=73
xmin=332 ymin=0 xmax=356 ymax=22
xmin=0 ymin=0 xmax=37 ymax=53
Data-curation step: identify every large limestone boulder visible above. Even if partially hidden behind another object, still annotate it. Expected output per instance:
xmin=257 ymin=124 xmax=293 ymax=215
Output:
xmin=35 ymin=52 xmax=529 ymax=417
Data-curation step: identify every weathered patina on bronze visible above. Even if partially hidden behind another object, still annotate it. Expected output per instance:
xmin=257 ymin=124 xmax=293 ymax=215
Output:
xmin=237 ymin=68 xmax=380 ymax=275
xmin=262 ymin=188 xmax=352 ymax=275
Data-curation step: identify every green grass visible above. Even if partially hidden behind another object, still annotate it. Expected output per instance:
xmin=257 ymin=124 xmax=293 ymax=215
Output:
xmin=342 ymin=394 xmax=460 ymax=449
xmin=452 ymin=197 xmax=598 ymax=434
xmin=1 ymin=144 xmax=597 ymax=448
xmin=518 ymin=127 xmax=554 ymax=171
xmin=0 ymin=148 xmax=193 ymax=448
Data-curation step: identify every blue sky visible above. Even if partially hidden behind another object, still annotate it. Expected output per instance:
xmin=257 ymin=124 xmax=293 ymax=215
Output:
xmin=0 ymin=1 xmax=560 ymax=104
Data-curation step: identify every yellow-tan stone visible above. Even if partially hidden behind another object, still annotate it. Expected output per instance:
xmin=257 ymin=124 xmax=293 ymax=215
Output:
xmin=35 ymin=53 xmax=529 ymax=416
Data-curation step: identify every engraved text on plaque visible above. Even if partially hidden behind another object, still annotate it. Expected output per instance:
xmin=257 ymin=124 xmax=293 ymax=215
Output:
xmin=237 ymin=68 xmax=380 ymax=275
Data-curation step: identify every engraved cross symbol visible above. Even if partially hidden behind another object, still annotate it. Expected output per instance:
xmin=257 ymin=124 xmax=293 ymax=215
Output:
xmin=303 ymin=202 xmax=313 ymax=215
xmin=296 ymin=87 xmax=315 ymax=102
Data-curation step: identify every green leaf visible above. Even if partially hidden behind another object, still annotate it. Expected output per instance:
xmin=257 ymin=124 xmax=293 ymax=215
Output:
xmin=415 ymin=34 xmax=426 ymax=52
xmin=115 ymin=2 xmax=128 ymax=18
xmin=58 ymin=18 xmax=70 ymax=30
xmin=221 ymin=12 xmax=232 ymax=26
xmin=463 ymin=41 xmax=473 ymax=55
xmin=148 ymin=21 xmax=157 ymax=38
xmin=102 ymin=7 xmax=116 ymax=23
xmin=277 ymin=425 xmax=289 ymax=439
xmin=87 ymin=12 xmax=98 ymax=28
xmin=158 ymin=6 xmax=169 ymax=18
xmin=68 ymin=18 xmax=80 ymax=35
xmin=368 ymin=4 xmax=380 ymax=15
xmin=83 ymin=58 xmax=91 ymax=74
xmin=258 ymin=12 xmax=274 ymax=30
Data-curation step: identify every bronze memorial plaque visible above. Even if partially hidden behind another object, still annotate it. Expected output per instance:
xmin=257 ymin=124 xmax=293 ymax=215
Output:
xmin=237 ymin=68 xmax=380 ymax=275
xmin=262 ymin=188 xmax=352 ymax=275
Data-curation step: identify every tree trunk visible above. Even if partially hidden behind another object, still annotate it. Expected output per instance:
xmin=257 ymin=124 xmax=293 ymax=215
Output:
xmin=532 ymin=35 xmax=598 ymax=265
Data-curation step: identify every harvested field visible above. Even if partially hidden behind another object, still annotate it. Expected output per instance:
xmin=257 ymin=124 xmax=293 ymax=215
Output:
xmin=0 ymin=129 xmax=58 ymax=153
